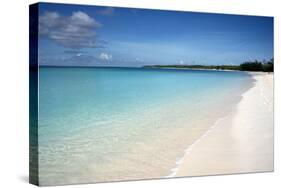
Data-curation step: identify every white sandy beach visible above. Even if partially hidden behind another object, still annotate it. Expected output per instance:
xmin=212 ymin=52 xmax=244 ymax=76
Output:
xmin=175 ymin=73 xmax=273 ymax=177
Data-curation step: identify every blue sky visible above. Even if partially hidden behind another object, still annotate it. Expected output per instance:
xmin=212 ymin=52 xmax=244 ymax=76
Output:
xmin=38 ymin=3 xmax=273 ymax=67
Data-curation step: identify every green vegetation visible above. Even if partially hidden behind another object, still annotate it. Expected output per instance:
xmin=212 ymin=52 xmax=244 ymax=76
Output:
xmin=143 ymin=58 xmax=273 ymax=72
xmin=240 ymin=59 xmax=273 ymax=72
xmin=144 ymin=64 xmax=240 ymax=70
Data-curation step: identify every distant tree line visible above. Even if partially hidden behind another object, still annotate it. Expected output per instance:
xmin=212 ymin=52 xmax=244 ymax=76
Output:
xmin=144 ymin=58 xmax=273 ymax=72
xmin=144 ymin=64 xmax=240 ymax=70
xmin=239 ymin=59 xmax=273 ymax=72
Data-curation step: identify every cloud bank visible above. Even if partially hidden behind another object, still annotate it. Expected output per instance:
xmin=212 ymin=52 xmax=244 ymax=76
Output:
xmin=39 ymin=11 xmax=101 ymax=49
xmin=99 ymin=52 xmax=112 ymax=61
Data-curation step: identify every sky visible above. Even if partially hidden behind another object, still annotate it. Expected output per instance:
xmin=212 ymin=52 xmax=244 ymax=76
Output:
xmin=38 ymin=3 xmax=274 ymax=67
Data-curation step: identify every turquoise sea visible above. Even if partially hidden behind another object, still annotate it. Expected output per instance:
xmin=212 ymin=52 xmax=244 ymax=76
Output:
xmin=38 ymin=67 xmax=254 ymax=185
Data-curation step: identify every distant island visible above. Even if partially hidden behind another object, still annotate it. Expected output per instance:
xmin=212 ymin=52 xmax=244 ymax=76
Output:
xmin=144 ymin=59 xmax=274 ymax=72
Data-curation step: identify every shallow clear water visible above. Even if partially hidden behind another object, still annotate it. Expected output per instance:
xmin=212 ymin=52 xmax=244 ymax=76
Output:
xmin=38 ymin=67 xmax=254 ymax=185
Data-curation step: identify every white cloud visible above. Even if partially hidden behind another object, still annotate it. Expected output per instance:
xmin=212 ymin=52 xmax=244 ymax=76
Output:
xmin=99 ymin=53 xmax=112 ymax=61
xmin=70 ymin=11 xmax=99 ymax=27
xmin=179 ymin=60 xmax=185 ymax=65
xmin=39 ymin=11 xmax=101 ymax=49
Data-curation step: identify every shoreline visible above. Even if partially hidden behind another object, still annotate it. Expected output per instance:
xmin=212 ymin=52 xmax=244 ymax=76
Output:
xmin=171 ymin=72 xmax=273 ymax=177
xmin=165 ymin=101 xmax=240 ymax=178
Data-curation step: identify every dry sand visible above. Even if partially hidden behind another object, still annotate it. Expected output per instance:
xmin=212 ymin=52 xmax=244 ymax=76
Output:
xmin=175 ymin=73 xmax=273 ymax=177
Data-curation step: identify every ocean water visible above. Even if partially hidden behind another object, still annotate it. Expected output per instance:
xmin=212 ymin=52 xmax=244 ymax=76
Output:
xmin=38 ymin=67 xmax=254 ymax=185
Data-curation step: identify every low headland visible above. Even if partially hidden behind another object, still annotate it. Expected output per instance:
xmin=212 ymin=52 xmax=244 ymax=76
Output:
xmin=144 ymin=59 xmax=274 ymax=72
